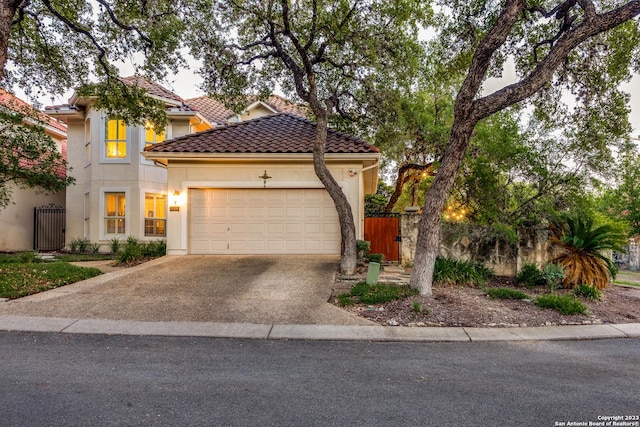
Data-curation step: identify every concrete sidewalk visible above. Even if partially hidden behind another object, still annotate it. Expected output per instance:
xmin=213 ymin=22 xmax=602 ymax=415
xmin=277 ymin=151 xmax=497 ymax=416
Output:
xmin=0 ymin=314 xmax=638 ymax=342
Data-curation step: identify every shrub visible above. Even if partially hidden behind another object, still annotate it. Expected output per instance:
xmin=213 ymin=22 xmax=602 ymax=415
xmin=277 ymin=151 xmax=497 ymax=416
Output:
xmin=356 ymin=240 xmax=370 ymax=261
xmin=117 ymin=236 xmax=143 ymax=264
xmin=516 ymin=263 xmax=545 ymax=288
xmin=542 ymin=263 xmax=565 ymax=291
xmin=573 ymin=284 xmax=602 ymax=301
xmin=338 ymin=282 xmax=418 ymax=306
xmin=433 ymin=257 xmax=494 ymax=287
xmin=109 ymin=238 xmax=122 ymax=255
xmin=18 ymin=252 xmax=36 ymax=263
xmin=69 ymin=237 xmax=90 ymax=254
xmin=535 ymin=294 xmax=587 ymax=315
xmin=142 ymin=240 xmax=166 ymax=257
xmin=485 ymin=288 xmax=529 ymax=300
xmin=411 ymin=301 xmax=428 ymax=314
xmin=367 ymin=253 xmax=384 ymax=264
xmin=116 ymin=237 xmax=165 ymax=264
xmin=88 ymin=242 xmax=101 ymax=254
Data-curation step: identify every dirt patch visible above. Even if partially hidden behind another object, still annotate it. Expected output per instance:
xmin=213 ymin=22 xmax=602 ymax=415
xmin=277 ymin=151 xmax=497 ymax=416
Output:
xmin=332 ymin=274 xmax=640 ymax=327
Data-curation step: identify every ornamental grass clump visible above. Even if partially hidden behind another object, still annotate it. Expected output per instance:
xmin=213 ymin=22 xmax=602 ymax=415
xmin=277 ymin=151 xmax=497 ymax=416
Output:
xmin=433 ymin=257 xmax=494 ymax=287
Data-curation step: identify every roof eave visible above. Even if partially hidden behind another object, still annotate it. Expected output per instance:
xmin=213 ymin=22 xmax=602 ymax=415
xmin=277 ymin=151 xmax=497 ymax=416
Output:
xmin=142 ymin=151 xmax=380 ymax=163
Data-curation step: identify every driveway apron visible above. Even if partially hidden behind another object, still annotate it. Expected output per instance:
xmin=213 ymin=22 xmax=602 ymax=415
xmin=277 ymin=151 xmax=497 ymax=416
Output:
xmin=0 ymin=256 xmax=372 ymax=326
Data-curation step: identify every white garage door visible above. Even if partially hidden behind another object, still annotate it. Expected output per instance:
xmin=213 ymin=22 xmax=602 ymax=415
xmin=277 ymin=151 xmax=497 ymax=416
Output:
xmin=189 ymin=188 xmax=341 ymax=254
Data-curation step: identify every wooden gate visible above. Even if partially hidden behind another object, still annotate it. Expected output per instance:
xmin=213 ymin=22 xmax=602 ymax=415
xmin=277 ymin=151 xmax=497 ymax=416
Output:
xmin=364 ymin=216 xmax=400 ymax=262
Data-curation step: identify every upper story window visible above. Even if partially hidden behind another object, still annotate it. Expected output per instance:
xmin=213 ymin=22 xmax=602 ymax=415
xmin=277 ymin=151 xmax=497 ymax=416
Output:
xmin=105 ymin=118 xmax=127 ymax=159
xmin=145 ymin=124 xmax=165 ymax=148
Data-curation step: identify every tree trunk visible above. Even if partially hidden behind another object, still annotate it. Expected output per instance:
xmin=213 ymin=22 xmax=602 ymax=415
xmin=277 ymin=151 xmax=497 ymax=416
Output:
xmin=0 ymin=1 xmax=16 ymax=80
xmin=313 ymin=113 xmax=358 ymax=275
xmin=409 ymin=120 xmax=476 ymax=294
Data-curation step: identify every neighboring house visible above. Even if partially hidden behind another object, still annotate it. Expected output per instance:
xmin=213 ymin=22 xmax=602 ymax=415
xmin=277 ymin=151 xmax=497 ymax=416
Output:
xmin=47 ymin=76 xmax=379 ymax=254
xmin=46 ymin=77 xmax=213 ymax=247
xmin=0 ymin=90 xmax=67 ymax=251
xmin=143 ymin=113 xmax=379 ymax=255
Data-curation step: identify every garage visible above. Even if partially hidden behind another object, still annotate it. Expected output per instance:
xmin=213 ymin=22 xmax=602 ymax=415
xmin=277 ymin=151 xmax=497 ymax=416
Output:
xmin=143 ymin=113 xmax=380 ymax=256
xmin=189 ymin=188 xmax=340 ymax=254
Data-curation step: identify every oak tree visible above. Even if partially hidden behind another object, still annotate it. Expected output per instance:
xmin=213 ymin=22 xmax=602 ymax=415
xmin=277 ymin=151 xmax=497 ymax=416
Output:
xmin=411 ymin=0 xmax=640 ymax=294
xmin=188 ymin=0 xmax=429 ymax=274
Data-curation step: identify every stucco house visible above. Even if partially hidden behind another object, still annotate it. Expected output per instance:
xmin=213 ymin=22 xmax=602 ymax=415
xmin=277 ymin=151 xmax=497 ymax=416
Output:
xmin=46 ymin=77 xmax=379 ymax=254
xmin=0 ymin=90 xmax=68 ymax=251
xmin=143 ymin=113 xmax=379 ymax=255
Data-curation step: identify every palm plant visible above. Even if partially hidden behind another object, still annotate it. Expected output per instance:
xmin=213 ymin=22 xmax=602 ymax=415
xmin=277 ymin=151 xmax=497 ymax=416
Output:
xmin=550 ymin=216 xmax=627 ymax=289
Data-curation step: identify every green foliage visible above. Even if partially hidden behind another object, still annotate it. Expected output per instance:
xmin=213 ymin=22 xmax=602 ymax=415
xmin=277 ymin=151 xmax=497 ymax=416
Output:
xmin=542 ymin=263 xmax=565 ymax=291
xmin=433 ymin=257 xmax=494 ymax=287
xmin=338 ymin=282 xmax=418 ymax=306
xmin=356 ymin=240 xmax=370 ymax=256
xmin=69 ymin=237 xmax=90 ymax=254
xmin=142 ymin=240 xmax=167 ymax=258
xmin=117 ymin=237 xmax=165 ymax=264
xmin=367 ymin=254 xmax=384 ymax=265
xmin=0 ymin=261 xmax=101 ymax=299
xmin=516 ymin=263 xmax=545 ymax=288
xmin=88 ymin=242 xmax=101 ymax=254
xmin=485 ymin=288 xmax=529 ymax=300
xmin=117 ymin=237 xmax=143 ymax=263
xmin=18 ymin=251 xmax=39 ymax=264
xmin=365 ymin=194 xmax=391 ymax=215
xmin=535 ymin=294 xmax=587 ymax=316
xmin=0 ymin=107 xmax=74 ymax=210
xmin=551 ymin=215 xmax=628 ymax=289
xmin=573 ymin=284 xmax=602 ymax=302
xmin=109 ymin=238 xmax=122 ymax=255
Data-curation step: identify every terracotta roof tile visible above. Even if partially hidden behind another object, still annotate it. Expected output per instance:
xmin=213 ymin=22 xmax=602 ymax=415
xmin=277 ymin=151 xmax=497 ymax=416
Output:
xmin=185 ymin=95 xmax=308 ymax=125
xmin=120 ymin=76 xmax=184 ymax=104
xmin=1 ymin=90 xmax=67 ymax=133
xmin=185 ymin=96 xmax=233 ymax=124
xmin=145 ymin=113 xmax=378 ymax=154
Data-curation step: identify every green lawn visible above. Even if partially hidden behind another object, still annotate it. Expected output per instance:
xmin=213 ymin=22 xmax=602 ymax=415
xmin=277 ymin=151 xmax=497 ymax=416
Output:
xmin=0 ymin=258 xmax=102 ymax=299
xmin=613 ymin=280 xmax=640 ymax=288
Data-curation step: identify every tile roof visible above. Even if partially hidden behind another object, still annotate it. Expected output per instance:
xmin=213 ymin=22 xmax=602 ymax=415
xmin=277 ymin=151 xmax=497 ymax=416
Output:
xmin=185 ymin=96 xmax=233 ymax=124
xmin=145 ymin=113 xmax=378 ymax=154
xmin=185 ymin=95 xmax=308 ymax=125
xmin=120 ymin=76 xmax=184 ymax=104
xmin=1 ymin=90 xmax=68 ymax=133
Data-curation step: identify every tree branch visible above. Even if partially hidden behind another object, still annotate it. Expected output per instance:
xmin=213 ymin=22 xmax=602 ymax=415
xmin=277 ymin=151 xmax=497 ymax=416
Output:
xmin=473 ymin=1 xmax=640 ymax=122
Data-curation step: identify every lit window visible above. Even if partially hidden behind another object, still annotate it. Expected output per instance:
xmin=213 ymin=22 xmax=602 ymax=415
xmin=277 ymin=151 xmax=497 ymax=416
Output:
xmin=145 ymin=123 xmax=165 ymax=148
xmin=105 ymin=119 xmax=127 ymax=158
xmin=144 ymin=193 xmax=166 ymax=237
xmin=104 ymin=192 xmax=126 ymax=234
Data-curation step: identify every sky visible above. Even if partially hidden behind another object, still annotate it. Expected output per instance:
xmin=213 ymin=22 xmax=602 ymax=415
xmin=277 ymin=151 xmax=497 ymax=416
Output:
xmin=14 ymin=55 xmax=640 ymax=139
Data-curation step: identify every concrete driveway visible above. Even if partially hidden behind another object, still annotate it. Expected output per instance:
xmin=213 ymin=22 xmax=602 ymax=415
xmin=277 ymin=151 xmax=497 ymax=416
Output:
xmin=0 ymin=256 xmax=372 ymax=326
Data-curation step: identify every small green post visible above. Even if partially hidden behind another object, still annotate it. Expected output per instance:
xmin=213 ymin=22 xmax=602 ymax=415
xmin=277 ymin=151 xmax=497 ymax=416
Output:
xmin=366 ymin=262 xmax=381 ymax=285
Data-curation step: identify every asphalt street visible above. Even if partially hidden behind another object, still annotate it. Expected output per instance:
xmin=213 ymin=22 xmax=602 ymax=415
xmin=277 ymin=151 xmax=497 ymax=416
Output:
xmin=0 ymin=332 xmax=638 ymax=426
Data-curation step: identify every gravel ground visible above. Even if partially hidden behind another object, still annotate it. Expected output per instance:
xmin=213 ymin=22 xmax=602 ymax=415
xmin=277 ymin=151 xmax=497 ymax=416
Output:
xmin=332 ymin=274 xmax=640 ymax=328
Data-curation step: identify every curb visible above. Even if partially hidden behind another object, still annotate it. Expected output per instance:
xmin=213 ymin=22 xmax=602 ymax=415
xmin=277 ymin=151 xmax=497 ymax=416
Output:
xmin=0 ymin=315 xmax=638 ymax=342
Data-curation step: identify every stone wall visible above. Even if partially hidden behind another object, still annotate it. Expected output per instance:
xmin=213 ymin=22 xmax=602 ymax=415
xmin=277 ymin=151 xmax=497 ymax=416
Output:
xmin=400 ymin=213 xmax=554 ymax=277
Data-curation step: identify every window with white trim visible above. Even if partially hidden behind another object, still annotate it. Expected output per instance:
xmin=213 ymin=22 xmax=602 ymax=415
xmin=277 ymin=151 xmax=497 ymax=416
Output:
xmin=145 ymin=123 xmax=165 ymax=148
xmin=144 ymin=193 xmax=166 ymax=237
xmin=105 ymin=118 xmax=127 ymax=159
xmin=104 ymin=192 xmax=126 ymax=235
